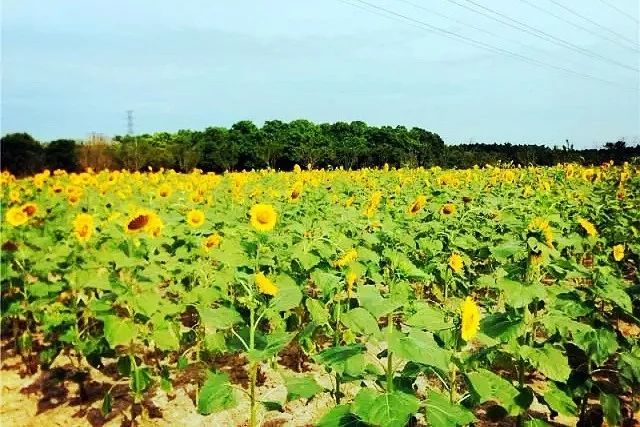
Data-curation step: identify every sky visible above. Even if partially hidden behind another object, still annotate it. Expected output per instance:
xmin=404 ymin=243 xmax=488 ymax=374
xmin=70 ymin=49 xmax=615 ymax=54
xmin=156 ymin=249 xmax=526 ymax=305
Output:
xmin=1 ymin=0 xmax=639 ymax=149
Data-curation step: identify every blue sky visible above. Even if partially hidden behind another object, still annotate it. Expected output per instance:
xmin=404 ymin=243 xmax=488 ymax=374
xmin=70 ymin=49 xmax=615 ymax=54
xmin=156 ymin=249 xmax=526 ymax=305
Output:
xmin=2 ymin=0 xmax=638 ymax=148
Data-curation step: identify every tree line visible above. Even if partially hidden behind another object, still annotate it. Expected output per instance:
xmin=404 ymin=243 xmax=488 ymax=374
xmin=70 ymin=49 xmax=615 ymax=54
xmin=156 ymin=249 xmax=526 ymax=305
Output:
xmin=1 ymin=119 xmax=638 ymax=176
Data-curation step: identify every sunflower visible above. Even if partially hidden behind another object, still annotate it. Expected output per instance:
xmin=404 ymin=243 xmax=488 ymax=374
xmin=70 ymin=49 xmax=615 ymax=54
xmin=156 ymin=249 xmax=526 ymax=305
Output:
xmin=578 ymin=218 xmax=598 ymax=238
xmin=5 ymin=206 xmax=28 ymax=226
xmin=461 ymin=296 xmax=480 ymax=341
xmin=334 ymin=249 xmax=358 ymax=268
xmin=527 ymin=217 xmax=554 ymax=248
xmin=249 ymin=204 xmax=277 ymax=231
xmin=125 ymin=209 xmax=155 ymax=234
xmin=255 ymin=272 xmax=278 ymax=296
xmin=440 ymin=203 xmax=456 ymax=216
xmin=202 ymin=234 xmax=222 ymax=251
xmin=147 ymin=214 xmax=164 ymax=237
xmin=51 ymin=184 xmax=64 ymax=194
xmin=408 ymin=195 xmax=427 ymax=215
xmin=21 ymin=203 xmax=38 ymax=218
xmin=448 ymin=253 xmax=464 ymax=274
xmin=613 ymin=244 xmax=624 ymax=262
xmin=346 ymin=271 xmax=357 ymax=298
xmin=187 ymin=209 xmax=205 ymax=227
xmin=68 ymin=193 xmax=80 ymax=205
xmin=73 ymin=213 xmax=94 ymax=243
xmin=289 ymin=181 xmax=303 ymax=201
xmin=9 ymin=189 xmax=20 ymax=203
xmin=157 ymin=183 xmax=172 ymax=198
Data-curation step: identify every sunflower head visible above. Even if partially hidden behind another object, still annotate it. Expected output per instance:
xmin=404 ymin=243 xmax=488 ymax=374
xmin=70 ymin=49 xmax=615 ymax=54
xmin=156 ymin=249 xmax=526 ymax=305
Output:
xmin=345 ymin=271 xmax=357 ymax=298
xmin=5 ymin=206 xmax=28 ymax=227
xmin=334 ymin=249 xmax=358 ymax=268
xmin=255 ymin=272 xmax=278 ymax=296
xmin=578 ymin=218 xmax=598 ymax=238
xmin=527 ymin=217 xmax=554 ymax=248
xmin=289 ymin=181 xmax=303 ymax=201
xmin=461 ymin=296 xmax=480 ymax=341
xmin=187 ymin=209 xmax=205 ymax=227
xmin=157 ymin=183 xmax=172 ymax=198
xmin=73 ymin=213 xmax=94 ymax=243
xmin=408 ymin=195 xmax=427 ymax=215
xmin=21 ymin=203 xmax=38 ymax=217
xmin=440 ymin=203 xmax=456 ymax=216
xmin=202 ymin=234 xmax=222 ymax=251
xmin=613 ymin=244 xmax=624 ymax=262
xmin=125 ymin=210 xmax=157 ymax=234
xmin=448 ymin=253 xmax=464 ymax=274
xmin=249 ymin=204 xmax=277 ymax=232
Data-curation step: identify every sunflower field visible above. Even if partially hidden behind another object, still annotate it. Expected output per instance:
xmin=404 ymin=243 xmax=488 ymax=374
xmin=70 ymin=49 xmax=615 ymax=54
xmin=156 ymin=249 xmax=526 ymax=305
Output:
xmin=1 ymin=163 xmax=639 ymax=427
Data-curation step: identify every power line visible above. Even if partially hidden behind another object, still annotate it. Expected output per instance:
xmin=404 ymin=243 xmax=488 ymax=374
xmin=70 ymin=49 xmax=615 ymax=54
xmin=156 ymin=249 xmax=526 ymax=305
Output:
xmin=518 ymin=0 xmax=639 ymax=53
xmin=597 ymin=0 xmax=639 ymax=24
xmin=444 ymin=0 xmax=638 ymax=73
xmin=546 ymin=0 xmax=639 ymax=48
xmin=337 ymin=0 xmax=634 ymax=89
xmin=398 ymin=0 xmax=605 ymax=70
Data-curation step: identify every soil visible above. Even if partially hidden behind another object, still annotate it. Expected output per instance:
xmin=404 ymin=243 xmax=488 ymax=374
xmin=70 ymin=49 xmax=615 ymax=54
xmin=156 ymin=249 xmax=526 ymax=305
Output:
xmin=0 ymin=340 xmax=635 ymax=427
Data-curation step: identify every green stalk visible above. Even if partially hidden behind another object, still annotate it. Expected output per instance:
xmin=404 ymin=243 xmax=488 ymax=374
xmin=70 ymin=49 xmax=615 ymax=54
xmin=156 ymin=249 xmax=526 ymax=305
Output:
xmin=249 ymin=305 xmax=257 ymax=427
xmin=449 ymin=363 xmax=457 ymax=403
xmin=386 ymin=312 xmax=394 ymax=393
xmin=334 ymin=301 xmax=342 ymax=403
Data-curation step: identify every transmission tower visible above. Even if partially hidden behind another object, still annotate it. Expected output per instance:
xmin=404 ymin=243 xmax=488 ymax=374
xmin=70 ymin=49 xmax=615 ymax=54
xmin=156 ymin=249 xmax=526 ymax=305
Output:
xmin=126 ymin=110 xmax=134 ymax=135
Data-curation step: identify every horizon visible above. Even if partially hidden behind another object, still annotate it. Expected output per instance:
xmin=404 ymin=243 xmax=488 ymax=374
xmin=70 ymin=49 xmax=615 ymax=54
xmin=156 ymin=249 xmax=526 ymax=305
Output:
xmin=2 ymin=1 xmax=639 ymax=149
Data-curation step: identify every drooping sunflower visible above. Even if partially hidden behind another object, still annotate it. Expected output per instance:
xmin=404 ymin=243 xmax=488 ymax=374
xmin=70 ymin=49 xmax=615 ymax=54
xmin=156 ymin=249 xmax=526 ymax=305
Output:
xmin=461 ymin=296 xmax=480 ymax=341
xmin=408 ymin=195 xmax=427 ymax=215
xmin=345 ymin=271 xmax=357 ymax=298
xmin=202 ymin=234 xmax=222 ymax=251
xmin=613 ymin=244 xmax=624 ymax=262
xmin=249 ymin=204 xmax=277 ymax=231
xmin=578 ymin=218 xmax=598 ymax=238
xmin=21 ymin=203 xmax=38 ymax=218
xmin=5 ymin=206 xmax=28 ymax=226
xmin=440 ymin=203 xmax=456 ymax=216
xmin=448 ymin=253 xmax=464 ymax=274
xmin=527 ymin=217 xmax=554 ymax=248
xmin=187 ymin=209 xmax=205 ymax=227
xmin=73 ymin=213 xmax=94 ymax=243
xmin=255 ymin=272 xmax=279 ymax=296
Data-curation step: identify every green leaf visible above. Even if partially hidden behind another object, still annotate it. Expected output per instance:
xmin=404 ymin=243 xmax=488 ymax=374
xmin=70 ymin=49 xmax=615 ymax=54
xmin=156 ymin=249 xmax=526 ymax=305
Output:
xmin=600 ymin=393 xmax=621 ymax=427
xmin=543 ymin=382 xmax=578 ymax=417
xmin=520 ymin=345 xmax=570 ymax=382
xmin=425 ymin=390 xmax=475 ymax=427
xmin=406 ymin=303 xmax=453 ymax=332
xmin=197 ymin=305 xmax=242 ymax=331
xmin=306 ymin=298 xmax=330 ymax=324
xmin=197 ymin=371 xmax=236 ymax=415
xmin=130 ymin=366 xmax=152 ymax=396
xmin=101 ymin=391 xmax=112 ymax=416
xmin=311 ymin=270 xmax=342 ymax=298
xmin=270 ymin=275 xmax=302 ymax=312
xmin=466 ymin=369 xmax=523 ymax=416
xmin=103 ymin=316 xmax=137 ymax=348
xmin=494 ymin=277 xmax=545 ymax=308
xmin=285 ymin=375 xmax=323 ymax=401
xmin=316 ymin=404 xmax=364 ymax=427
xmin=247 ymin=332 xmax=294 ymax=363
xmin=490 ymin=240 xmax=524 ymax=262
xmin=355 ymin=391 xmax=420 ymax=427
xmin=573 ymin=328 xmax=619 ymax=365
xmin=295 ymin=250 xmax=320 ymax=270
xmin=357 ymin=285 xmax=401 ymax=318
xmin=314 ymin=344 xmax=366 ymax=368
xmin=480 ymin=313 xmax=524 ymax=342
xmin=152 ymin=322 xmax=180 ymax=351
xmin=389 ymin=329 xmax=450 ymax=373
xmin=596 ymin=278 xmax=633 ymax=313
xmin=341 ymin=307 xmax=380 ymax=336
